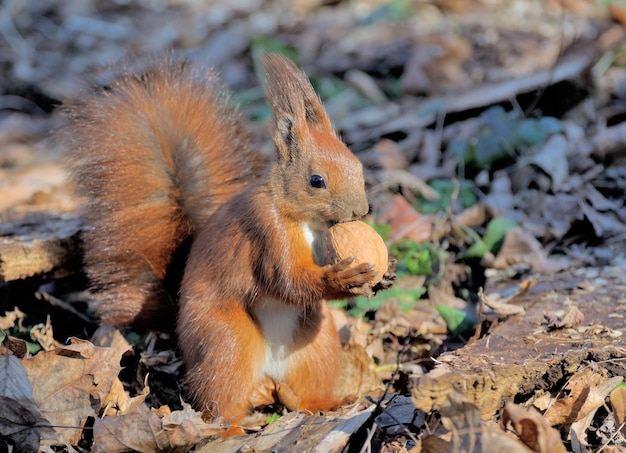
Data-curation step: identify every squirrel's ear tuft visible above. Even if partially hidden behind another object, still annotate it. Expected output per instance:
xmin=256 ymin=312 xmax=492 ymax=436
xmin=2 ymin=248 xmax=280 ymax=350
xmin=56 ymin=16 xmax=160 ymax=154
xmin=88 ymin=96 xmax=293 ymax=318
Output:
xmin=261 ymin=54 xmax=333 ymax=161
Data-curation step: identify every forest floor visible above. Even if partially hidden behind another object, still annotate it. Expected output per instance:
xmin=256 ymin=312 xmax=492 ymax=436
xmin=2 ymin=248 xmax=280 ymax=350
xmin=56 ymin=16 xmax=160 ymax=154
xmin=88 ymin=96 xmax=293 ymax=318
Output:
xmin=1 ymin=1 xmax=626 ymax=452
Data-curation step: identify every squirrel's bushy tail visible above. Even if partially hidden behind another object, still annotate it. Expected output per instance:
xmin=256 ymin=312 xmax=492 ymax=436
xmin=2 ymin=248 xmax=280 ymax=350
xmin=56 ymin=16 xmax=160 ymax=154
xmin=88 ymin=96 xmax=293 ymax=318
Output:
xmin=62 ymin=56 xmax=265 ymax=327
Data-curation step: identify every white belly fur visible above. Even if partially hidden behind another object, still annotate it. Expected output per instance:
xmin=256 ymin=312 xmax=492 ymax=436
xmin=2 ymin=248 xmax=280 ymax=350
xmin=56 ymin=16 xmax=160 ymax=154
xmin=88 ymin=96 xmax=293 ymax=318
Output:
xmin=254 ymin=223 xmax=324 ymax=379
xmin=253 ymin=297 xmax=302 ymax=380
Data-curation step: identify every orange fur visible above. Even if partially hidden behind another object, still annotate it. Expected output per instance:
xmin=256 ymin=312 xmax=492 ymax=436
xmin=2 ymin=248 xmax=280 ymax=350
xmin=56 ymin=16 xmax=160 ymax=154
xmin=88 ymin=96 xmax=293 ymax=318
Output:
xmin=63 ymin=54 xmax=375 ymax=429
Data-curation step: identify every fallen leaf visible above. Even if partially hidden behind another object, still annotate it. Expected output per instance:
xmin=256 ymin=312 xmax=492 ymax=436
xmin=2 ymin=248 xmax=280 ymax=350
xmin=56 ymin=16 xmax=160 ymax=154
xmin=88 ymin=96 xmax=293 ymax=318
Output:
xmin=93 ymin=401 xmax=222 ymax=453
xmin=479 ymin=288 xmax=525 ymax=316
xmin=161 ymin=401 xmax=224 ymax=446
xmin=0 ymin=307 xmax=26 ymax=331
xmin=543 ymin=369 xmax=618 ymax=426
xmin=421 ymin=434 xmax=451 ymax=453
xmin=0 ymin=355 xmax=39 ymax=415
xmin=481 ymin=425 xmax=534 ymax=453
xmin=375 ymin=395 xmax=420 ymax=429
xmin=0 ymin=355 xmax=56 ymax=445
xmin=532 ymin=134 xmax=569 ymax=191
xmin=430 ymin=285 xmax=477 ymax=336
xmin=568 ymin=376 xmax=624 ymax=450
xmin=29 ymin=315 xmax=60 ymax=352
xmin=90 ymin=326 xmax=132 ymax=351
xmin=489 ymin=228 xmax=568 ymax=273
xmin=22 ymin=338 xmax=131 ymax=444
xmin=345 ymin=69 xmax=387 ymax=103
xmin=484 ymin=170 xmax=515 ymax=216
xmin=102 ymin=377 xmax=150 ymax=417
xmin=93 ymin=403 xmax=166 ymax=453
xmin=333 ymin=343 xmax=385 ymax=404
xmin=438 ymin=391 xmax=481 ymax=452
xmin=502 ymin=402 xmax=567 ymax=453
xmin=0 ymin=335 xmax=28 ymax=359
xmin=610 ymin=386 xmax=626 ymax=426
xmin=579 ymin=199 xmax=626 ymax=237
xmin=377 ymin=194 xmax=434 ymax=243
xmin=0 ymin=396 xmax=41 ymax=451
xmin=454 ymin=203 xmax=501 ymax=229
xmin=362 ymin=138 xmax=408 ymax=171
xmin=544 ymin=306 xmax=584 ymax=330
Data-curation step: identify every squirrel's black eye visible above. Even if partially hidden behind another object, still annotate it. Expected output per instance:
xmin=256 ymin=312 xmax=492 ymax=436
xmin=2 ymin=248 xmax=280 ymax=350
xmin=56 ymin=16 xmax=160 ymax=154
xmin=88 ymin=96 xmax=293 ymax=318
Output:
xmin=310 ymin=174 xmax=326 ymax=189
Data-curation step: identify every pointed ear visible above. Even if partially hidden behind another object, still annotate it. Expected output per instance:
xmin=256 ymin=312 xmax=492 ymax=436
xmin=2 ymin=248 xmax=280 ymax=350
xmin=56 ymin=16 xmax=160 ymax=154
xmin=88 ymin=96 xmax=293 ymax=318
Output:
xmin=261 ymin=54 xmax=333 ymax=161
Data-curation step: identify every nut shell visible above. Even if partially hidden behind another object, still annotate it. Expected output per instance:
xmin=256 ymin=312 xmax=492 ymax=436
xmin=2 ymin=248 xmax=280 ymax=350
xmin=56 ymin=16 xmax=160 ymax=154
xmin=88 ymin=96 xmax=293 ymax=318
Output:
xmin=324 ymin=220 xmax=388 ymax=285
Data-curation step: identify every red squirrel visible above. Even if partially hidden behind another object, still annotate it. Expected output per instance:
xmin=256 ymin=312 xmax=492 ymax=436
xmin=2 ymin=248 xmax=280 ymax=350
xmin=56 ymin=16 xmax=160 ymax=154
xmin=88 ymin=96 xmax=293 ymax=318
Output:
xmin=62 ymin=54 xmax=377 ymax=426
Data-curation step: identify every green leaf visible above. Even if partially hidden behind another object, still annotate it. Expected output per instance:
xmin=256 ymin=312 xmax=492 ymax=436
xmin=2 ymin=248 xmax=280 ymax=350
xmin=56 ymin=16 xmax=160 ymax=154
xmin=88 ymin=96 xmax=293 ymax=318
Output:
xmin=474 ymin=107 xmax=518 ymax=168
xmin=446 ymin=139 xmax=472 ymax=163
xmin=436 ymin=304 xmax=477 ymax=336
xmin=341 ymin=287 xmax=426 ymax=318
xmin=461 ymin=217 xmax=519 ymax=259
xmin=266 ymin=413 xmax=281 ymax=424
xmin=368 ymin=222 xmax=391 ymax=242
xmin=391 ymin=240 xmax=445 ymax=279
xmin=515 ymin=116 xmax=562 ymax=147
xmin=357 ymin=287 xmax=424 ymax=315
xmin=415 ymin=179 xmax=476 ymax=214
xmin=26 ymin=341 xmax=41 ymax=355
xmin=482 ymin=218 xmax=518 ymax=253
xmin=462 ymin=238 xmax=489 ymax=259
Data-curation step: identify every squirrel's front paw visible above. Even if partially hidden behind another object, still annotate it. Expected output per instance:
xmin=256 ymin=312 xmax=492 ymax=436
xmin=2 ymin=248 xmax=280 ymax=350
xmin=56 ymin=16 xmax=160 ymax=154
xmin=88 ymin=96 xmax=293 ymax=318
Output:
xmin=326 ymin=257 xmax=376 ymax=297
xmin=373 ymin=257 xmax=397 ymax=293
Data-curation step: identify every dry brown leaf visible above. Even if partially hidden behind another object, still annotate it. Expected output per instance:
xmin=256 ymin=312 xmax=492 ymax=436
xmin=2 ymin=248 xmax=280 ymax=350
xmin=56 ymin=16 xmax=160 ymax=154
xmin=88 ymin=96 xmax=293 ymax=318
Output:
xmin=334 ymin=343 xmax=384 ymax=404
xmin=29 ymin=315 xmax=61 ymax=351
xmin=502 ymin=402 xmax=567 ymax=453
xmin=360 ymin=139 xmax=408 ymax=172
xmin=569 ymin=376 xmax=624 ymax=450
xmin=0 ymin=396 xmax=41 ymax=451
xmin=402 ymin=33 xmax=472 ymax=93
xmin=421 ymin=434 xmax=451 ymax=453
xmin=544 ymin=306 xmax=585 ymax=330
xmin=0 ymin=355 xmax=39 ymax=414
xmin=93 ymin=401 xmax=222 ymax=453
xmin=532 ymin=134 xmax=569 ymax=191
xmin=454 ymin=204 xmax=501 ymax=229
xmin=610 ymin=386 xmax=626 ymax=426
xmin=0 ymin=355 xmax=57 ymax=445
xmin=0 ymin=307 xmax=26 ymax=331
xmin=347 ymin=316 xmax=371 ymax=350
xmin=21 ymin=338 xmax=131 ymax=445
xmin=479 ymin=288 xmax=525 ymax=316
xmin=420 ymin=391 xmax=533 ymax=453
xmin=481 ymin=425 xmax=534 ymax=453
xmin=438 ymin=391 xmax=481 ymax=452
xmin=0 ymin=335 xmax=28 ymax=358
xmin=543 ymin=368 xmax=607 ymax=426
xmin=345 ymin=69 xmax=387 ymax=103
xmin=570 ymin=403 xmax=599 ymax=451
xmin=579 ymin=199 xmax=626 ymax=237
xmin=484 ymin=170 xmax=515 ymax=215
xmin=90 ymin=325 xmax=132 ymax=350
xmin=102 ymin=377 xmax=150 ymax=417
xmin=428 ymin=285 xmax=469 ymax=310
xmin=377 ymin=194 xmax=435 ymax=244
xmin=161 ymin=401 xmax=224 ymax=445
xmin=489 ymin=228 xmax=568 ymax=273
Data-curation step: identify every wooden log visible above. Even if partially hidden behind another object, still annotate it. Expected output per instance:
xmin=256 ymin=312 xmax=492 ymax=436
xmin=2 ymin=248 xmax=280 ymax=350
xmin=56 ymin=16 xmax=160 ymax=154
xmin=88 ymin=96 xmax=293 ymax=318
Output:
xmin=0 ymin=213 xmax=82 ymax=282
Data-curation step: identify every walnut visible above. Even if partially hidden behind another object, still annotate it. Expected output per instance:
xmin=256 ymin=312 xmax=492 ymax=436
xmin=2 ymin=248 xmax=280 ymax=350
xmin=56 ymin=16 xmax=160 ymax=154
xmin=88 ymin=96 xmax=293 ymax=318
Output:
xmin=324 ymin=220 xmax=388 ymax=285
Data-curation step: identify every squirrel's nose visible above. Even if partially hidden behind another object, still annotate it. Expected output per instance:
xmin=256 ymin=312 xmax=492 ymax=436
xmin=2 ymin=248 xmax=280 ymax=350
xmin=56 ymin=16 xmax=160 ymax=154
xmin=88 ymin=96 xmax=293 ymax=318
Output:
xmin=353 ymin=197 xmax=369 ymax=219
